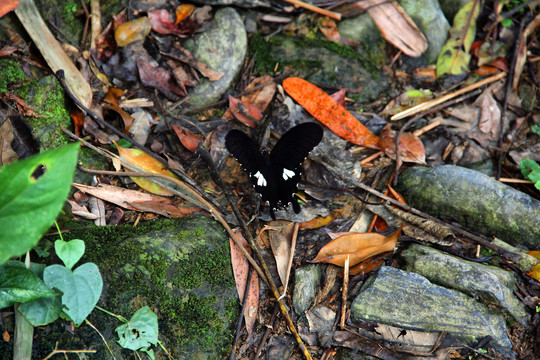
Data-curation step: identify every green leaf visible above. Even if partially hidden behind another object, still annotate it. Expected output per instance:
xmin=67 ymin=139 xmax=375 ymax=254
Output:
xmin=18 ymin=295 xmax=62 ymax=326
xmin=436 ymin=1 xmax=480 ymax=78
xmin=43 ymin=263 xmax=102 ymax=326
xmin=0 ymin=261 xmax=56 ymax=309
xmin=116 ymin=306 xmax=159 ymax=351
xmin=55 ymin=239 xmax=85 ymax=270
xmin=531 ymin=125 xmax=540 ymax=135
xmin=0 ymin=143 xmax=80 ymax=265
xmin=521 ymin=159 xmax=540 ymax=190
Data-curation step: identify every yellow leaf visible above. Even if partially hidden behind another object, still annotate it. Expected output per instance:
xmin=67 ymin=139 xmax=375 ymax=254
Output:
xmin=114 ymin=141 xmax=178 ymax=196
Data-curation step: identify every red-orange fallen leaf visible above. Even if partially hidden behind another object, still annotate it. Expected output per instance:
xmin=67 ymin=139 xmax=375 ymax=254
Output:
xmin=330 ymin=88 xmax=347 ymax=106
xmin=172 ymin=125 xmax=203 ymax=152
xmin=228 ymin=95 xmax=263 ymax=128
xmin=229 ymin=231 xmax=259 ymax=335
xmin=349 ymin=257 xmax=385 ymax=276
xmin=70 ymin=108 xmax=85 ymax=137
xmin=0 ymin=0 xmax=18 ymax=18
xmin=283 ymin=77 xmax=380 ymax=149
xmin=114 ymin=141 xmax=179 ymax=196
xmin=313 ymin=225 xmax=402 ymax=267
xmin=3 ymin=330 xmax=10 ymax=342
xmin=175 ymin=4 xmax=195 ymax=24
xmin=527 ymin=251 xmax=540 ymax=260
xmin=114 ymin=17 xmax=151 ymax=47
xmin=378 ymin=124 xmax=426 ymax=164
xmin=299 ymin=213 xmax=335 ymax=230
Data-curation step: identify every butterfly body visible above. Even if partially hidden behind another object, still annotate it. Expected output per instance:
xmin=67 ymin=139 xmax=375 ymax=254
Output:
xmin=225 ymin=122 xmax=323 ymax=220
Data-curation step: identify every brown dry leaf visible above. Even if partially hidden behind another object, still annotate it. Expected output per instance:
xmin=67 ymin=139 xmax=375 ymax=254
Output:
xmin=136 ymin=55 xmax=185 ymax=99
xmin=354 ymin=0 xmax=427 ymax=57
xmin=0 ymin=93 xmax=38 ymax=118
xmin=73 ymin=183 xmax=199 ymax=217
xmin=172 ymin=46 xmax=223 ymax=81
xmin=114 ymin=141 xmax=180 ymax=196
xmin=0 ymin=120 xmax=18 ymax=165
xmin=312 ymin=225 xmax=402 ymax=267
xmin=172 ymin=124 xmax=203 ymax=152
xmin=267 ymin=222 xmax=296 ymax=289
xmin=378 ymin=124 xmax=426 ymax=164
xmin=474 ymin=87 xmax=501 ymax=141
xmin=318 ymin=18 xmax=359 ymax=47
xmin=228 ymin=95 xmax=263 ymax=128
xmin=349 ymin=257 xmax=385 ymax=276
xmin=242 ymin=76 xmax=276 ymax=112
xmin=103 ymin=87 xmax=134 ymax=131
xmin=513 ymin=13 xmax=540 ymax=90
xmin=229 ymin=231 xmax=259 ymax=335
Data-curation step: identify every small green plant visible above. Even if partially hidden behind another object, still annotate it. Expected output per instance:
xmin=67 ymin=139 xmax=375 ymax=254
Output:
xmin=520 ymin=159 xmax=540 ymax=190
xmin=117 ymin=306 xmax=159 ymax=359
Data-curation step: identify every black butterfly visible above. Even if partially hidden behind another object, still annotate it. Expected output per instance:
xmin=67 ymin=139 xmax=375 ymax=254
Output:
xmin=225 ymin=122 xmax=323 ymax=220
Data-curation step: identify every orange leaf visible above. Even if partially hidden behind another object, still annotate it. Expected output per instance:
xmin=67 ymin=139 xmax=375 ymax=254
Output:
xmin=171 ymin=125 xmax=203 ymax=152
xmin=349 ymin=257 xmax=385 ymax=276
xmin=527 ymin=251 xmax=540 ymax=260
xmin=378 ymin=124 xmax=425 ymax=164
xmin=104 ymin=88 xmax=134 ymax=131
xmin=175 ymin=4 xmax=195 ymax=24
xmin=312 ymin=225 xmax=402 ymax=267
xmin=528 ymin=263 xmax=540 ymax=282
xmin=114 ymin=17 xmax=151 ymax=47
xmin=0 ymin=0 xmax=18 ymax=18
xmin=114 ymin=141 xmax=179 ymax=196
xmin=228 ymin=95 xmax=262 ymax=128
xmin=283 ymin=77 xmax=380 ymax=149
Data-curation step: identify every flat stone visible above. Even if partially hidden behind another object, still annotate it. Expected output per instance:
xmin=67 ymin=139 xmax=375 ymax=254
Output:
xmin=351 ymin=266 xmax=513 ymax=357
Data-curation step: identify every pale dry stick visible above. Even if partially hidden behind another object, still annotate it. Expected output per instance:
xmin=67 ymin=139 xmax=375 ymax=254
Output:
xmin=42 ymin=343 xmax=96 ymax=360
xmin=413 ymin=119 xmax=442 ymax=137
xmin=340 ymin=255 xmax=350 ymax=328
xmin=391 ymin=72 xmax=506 ymax=121
xmin=280 ymin=222 xmax=300 ymax=299
xmin=61 ymin=128 xmax=267 ymax=283
xmin=497 ymin=178 xmax=533 ymax=184
xmin=283 ymin=0 xmax=342 ymax=20
xmin=89 ymin=0 xmax=101 ymax=49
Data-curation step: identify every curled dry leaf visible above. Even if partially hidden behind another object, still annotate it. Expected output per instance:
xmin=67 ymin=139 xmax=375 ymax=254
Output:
xmin=114 ymin=17 xmax=151 ymax=47
xmin=283 ymin=77 xmax=380 ymax=149
xmin=172 ymin=124 xmax=203 ymax=152
xmin=114 ymin=141 xmax=179 ymax=196
xmin=103 ymin=87 xmax=134 ymax=131
xmin=378 ymin=124 xmax=426 ymax=164
xmin=228 ymin=95 xmax=263 ymax=128
xmin=229 ymin=231 xmax=259 ymax=335
xmin=312 ymin=225 xmax=402 ymax=267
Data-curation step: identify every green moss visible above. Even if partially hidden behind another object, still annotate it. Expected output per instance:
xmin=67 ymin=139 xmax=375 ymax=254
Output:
xmin=0 ymin=58 xmax=28 ymax=93
xmin=56 ymin=217 xmax=238 ymax=358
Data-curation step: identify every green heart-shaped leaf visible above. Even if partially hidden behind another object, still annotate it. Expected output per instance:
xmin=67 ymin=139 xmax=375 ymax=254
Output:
xmin=116 ymin=306 xmax=158 ymax=351
xmin=55 ymin=239 xmax=85 ymax=270
xmin=43 ymin=263 xmax=102 ymax=326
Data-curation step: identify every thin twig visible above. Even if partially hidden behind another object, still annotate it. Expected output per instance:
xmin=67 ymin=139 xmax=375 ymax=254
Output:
xmin=283 ymin=0 xmax=342 ymax=20
xmin=391 ymin=72 xmax=506 ymax=120
xmin=42 ymin=342 xmax=96 ymax=360
xmin=85 ymin=319 xmax=117 ymax=360
xmin=197 ymin=144 xmax=313 ymax=360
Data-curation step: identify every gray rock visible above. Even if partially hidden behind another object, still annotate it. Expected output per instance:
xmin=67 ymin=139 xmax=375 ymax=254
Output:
xmin=400 ymin=0 xmax=450 ymax=64
xmin=251 ymin=33 xmax=389 ymax=103
xmin=293 ymin=264 xmax=322 ymax=316
xmin=396 ymin=165 xmax=540 ymax=248
xmin=401 ymin=244 xmax=530 ymax=326
xmin=185 ymin=7 xmax=247 ymax=108
xmin=305 ymin=305 xmax=336 ymax=346
xmin=351 ymin=266 xmax=514 ymax=356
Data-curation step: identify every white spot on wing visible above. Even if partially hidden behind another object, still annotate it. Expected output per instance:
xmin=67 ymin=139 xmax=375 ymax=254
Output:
xmin=253 ymin=171 xmax=267 ymax=187
xmin=282 ymin=168 xmax=295 ymax=180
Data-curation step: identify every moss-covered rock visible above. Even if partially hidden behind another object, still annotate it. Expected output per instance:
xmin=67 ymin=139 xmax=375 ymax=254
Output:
xmin=28 ymin=217 xmax=239 ymax=360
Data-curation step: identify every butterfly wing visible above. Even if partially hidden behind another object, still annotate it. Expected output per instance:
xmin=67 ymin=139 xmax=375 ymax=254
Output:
xmin=270 ymin=123 xmax=323 ymax=212
xmin=225 ymin=129 xmax=264 ymax=174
